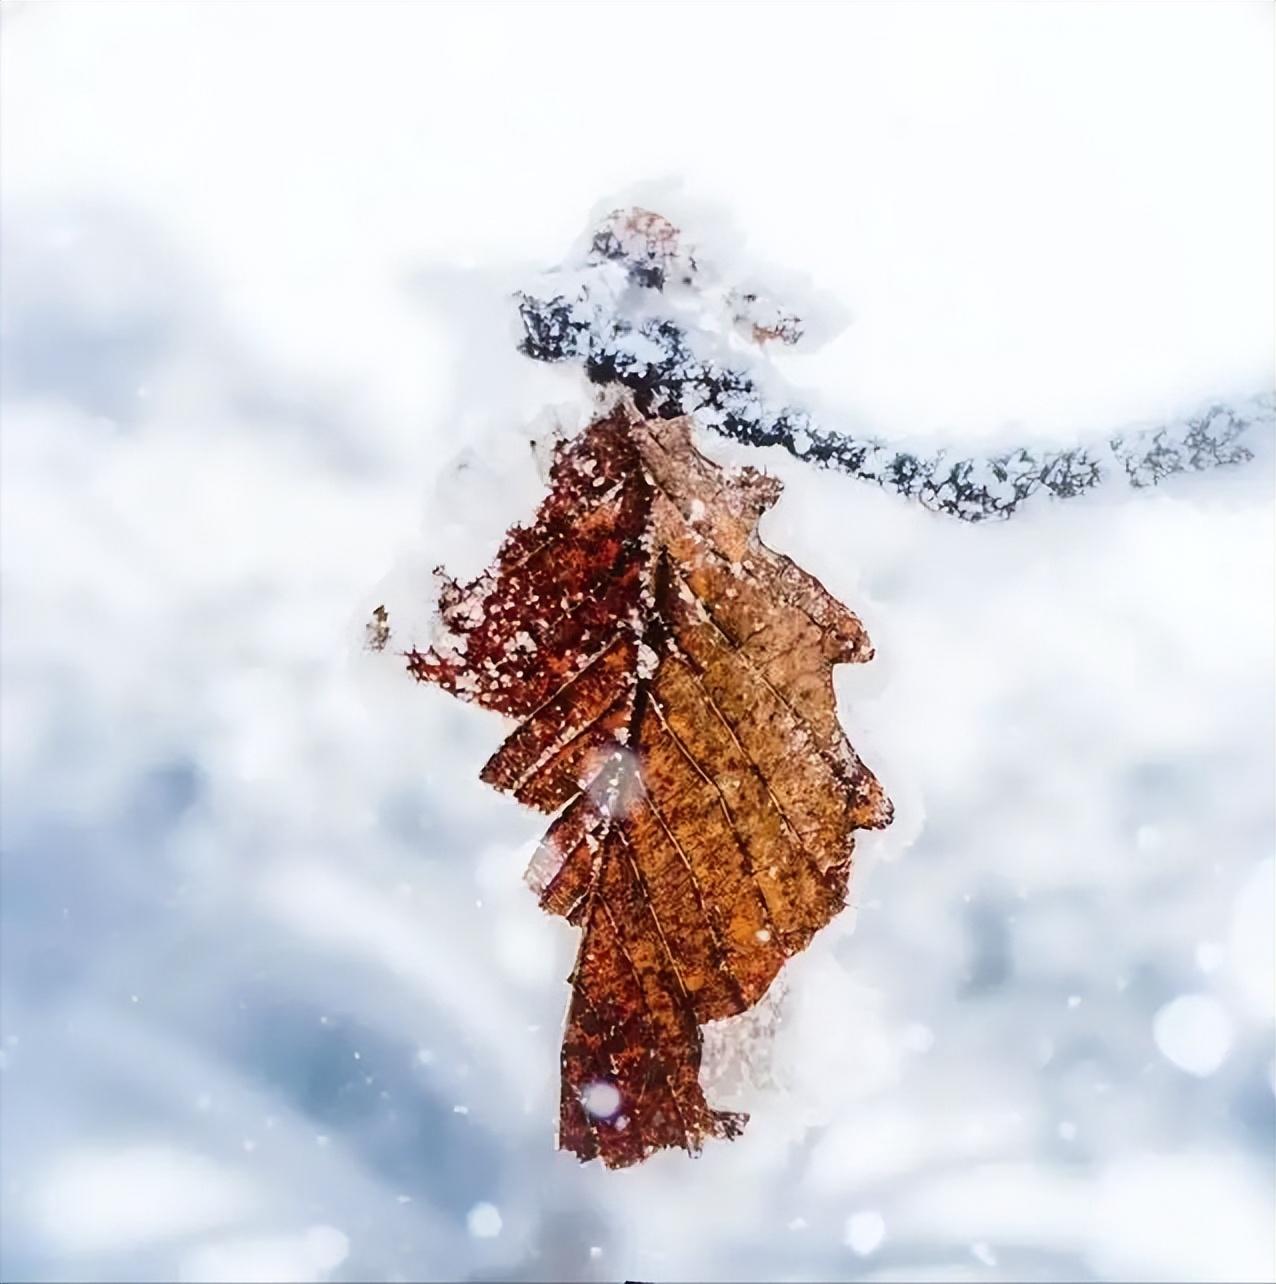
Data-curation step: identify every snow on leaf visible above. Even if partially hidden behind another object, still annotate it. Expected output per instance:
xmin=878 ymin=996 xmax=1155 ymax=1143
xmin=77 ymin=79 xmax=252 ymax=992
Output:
xmin=406 ymin=400 xmax=892 ymax=1167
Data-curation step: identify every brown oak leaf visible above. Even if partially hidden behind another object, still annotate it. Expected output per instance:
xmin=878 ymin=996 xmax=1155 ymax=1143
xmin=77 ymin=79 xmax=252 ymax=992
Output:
xmin=407 ymin=400 xmax=892 ymax=1167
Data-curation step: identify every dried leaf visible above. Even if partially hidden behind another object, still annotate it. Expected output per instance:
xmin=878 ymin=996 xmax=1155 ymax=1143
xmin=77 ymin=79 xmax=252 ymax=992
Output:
xmin=408 ymin=401 xmax=892 ymax=1167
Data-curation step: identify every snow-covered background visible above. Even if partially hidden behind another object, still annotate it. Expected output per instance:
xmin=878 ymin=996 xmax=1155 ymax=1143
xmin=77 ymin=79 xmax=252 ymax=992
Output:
xmin=2 ymin=3 xmax=1273 ymax=1281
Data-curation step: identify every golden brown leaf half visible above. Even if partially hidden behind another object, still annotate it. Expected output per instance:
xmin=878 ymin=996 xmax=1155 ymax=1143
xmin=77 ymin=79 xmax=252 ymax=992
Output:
xmin=408 ymin=401 xmax=892 ymax=1167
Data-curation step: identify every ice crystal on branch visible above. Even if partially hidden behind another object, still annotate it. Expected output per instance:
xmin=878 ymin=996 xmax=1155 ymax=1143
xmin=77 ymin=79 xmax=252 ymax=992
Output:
xmin=516 ymin=208 xmax=1272 ymax=521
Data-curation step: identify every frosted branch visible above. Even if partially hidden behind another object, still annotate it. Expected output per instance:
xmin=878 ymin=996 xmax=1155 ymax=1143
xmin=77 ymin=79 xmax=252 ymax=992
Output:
xmin=516 ymin=209 xmax=1272 ymax=522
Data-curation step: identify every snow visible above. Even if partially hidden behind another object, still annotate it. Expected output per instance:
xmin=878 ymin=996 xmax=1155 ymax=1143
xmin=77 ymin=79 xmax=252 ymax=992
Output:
xmin=970 ymin=1241 xmax=998 ymax=1267
xmin=902 ymin=1023 xmax=935 ymax=1054
xmin=1230 ymin=857 xmax=1276 ymax=1020
xmin=179 ymin=1226 xmax=349 ymax=1284
xmin=844 ymin=1210 xmax=886 ymax=1256
xmin=31 ymin=1147 xmax=256 ymax=1254
xmin=1 ymin=3 xmax=1272 ymax=1283
xmin=465 ymin=1202 xmax=503 ymax=1239
xmin=580 ymin=1080 xmax=622 ymax=1120
xmin=1153 ymin=995 xmax=1235 ymax=1078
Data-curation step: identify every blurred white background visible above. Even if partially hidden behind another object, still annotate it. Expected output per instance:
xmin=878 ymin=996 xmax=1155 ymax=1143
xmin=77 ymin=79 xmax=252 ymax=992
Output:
xmin=1 ymin=2 xmax=1272 ymax=1281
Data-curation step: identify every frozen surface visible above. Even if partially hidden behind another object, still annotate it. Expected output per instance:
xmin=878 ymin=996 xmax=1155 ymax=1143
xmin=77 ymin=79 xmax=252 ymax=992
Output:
xmin=1 ymin=3 xmax=1273 ymax=1282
